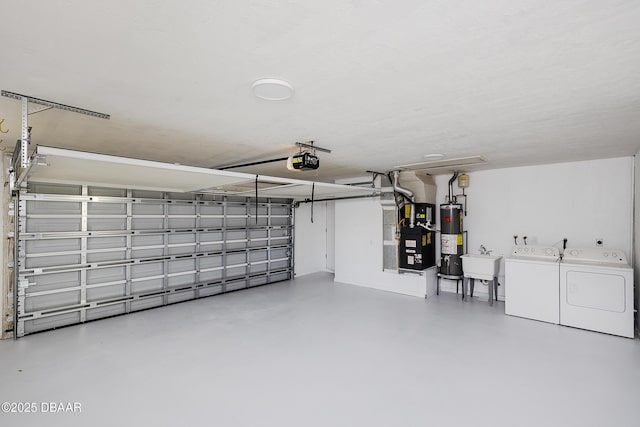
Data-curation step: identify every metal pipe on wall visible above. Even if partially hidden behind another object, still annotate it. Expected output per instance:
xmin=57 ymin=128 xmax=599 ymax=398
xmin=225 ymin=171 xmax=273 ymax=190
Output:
xmin=448 ymin=171 xmax=459 ymax=203
xmin=392 ymin=171 xmax=415 ymax=227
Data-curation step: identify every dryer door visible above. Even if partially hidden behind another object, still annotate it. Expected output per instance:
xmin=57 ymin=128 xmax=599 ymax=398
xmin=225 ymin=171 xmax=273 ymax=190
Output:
xmin=566 ymin=271 xmax=626 ymax=312
xmin=560 ymin=266 xmax=633 ymax=338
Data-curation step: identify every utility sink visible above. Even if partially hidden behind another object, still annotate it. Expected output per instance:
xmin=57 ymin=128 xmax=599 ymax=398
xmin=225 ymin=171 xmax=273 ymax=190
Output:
xmin=461 ymin=254 xmax=503 ymax=281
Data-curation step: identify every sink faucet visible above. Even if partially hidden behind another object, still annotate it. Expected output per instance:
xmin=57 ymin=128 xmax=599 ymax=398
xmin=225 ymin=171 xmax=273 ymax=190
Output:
xmin=479 ymin=245 xmax=492 ymax=255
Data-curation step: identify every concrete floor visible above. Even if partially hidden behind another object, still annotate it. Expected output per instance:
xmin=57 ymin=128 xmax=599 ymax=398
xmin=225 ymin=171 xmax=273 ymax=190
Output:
xmin=0 ymin=272 xmax=639 ymax=427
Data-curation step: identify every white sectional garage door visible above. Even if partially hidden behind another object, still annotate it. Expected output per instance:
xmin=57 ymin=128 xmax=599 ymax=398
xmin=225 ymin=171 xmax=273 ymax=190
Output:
xmin=15 ymin=183 xmax=292 ymax=337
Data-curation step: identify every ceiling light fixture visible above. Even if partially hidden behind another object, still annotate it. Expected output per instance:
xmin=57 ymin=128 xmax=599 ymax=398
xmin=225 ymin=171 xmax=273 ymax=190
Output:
xmin=252 ymin=78 xmax=294 ymax=101
xmin=423 ymin=153 xmax=444 ymax=159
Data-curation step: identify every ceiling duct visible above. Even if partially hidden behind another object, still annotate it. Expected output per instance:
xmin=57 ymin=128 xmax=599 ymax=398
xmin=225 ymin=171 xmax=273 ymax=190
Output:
xmin=394 ymin=156 xmax=487 ymax=173
xmin=382 ymin=170 xmax=436 ymax=205
xmin=397 ymin=171 xmax=437 ymax=204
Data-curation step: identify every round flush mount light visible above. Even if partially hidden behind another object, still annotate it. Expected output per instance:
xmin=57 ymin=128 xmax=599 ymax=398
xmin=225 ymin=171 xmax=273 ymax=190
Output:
xmin=252 ymin=78 xmax=294 ymax=101
xmin=423 ymin=153 xmax=444 ymax=159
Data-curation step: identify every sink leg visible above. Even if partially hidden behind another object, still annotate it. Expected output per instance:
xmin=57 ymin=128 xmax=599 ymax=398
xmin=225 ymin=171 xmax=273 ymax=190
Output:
xmin=494 ymin=276 xmax=498 ymax=301
xmin=461 ymin=279 xmax=465 ymax=300
xmin=488 ymin=277 xmax=494 ymax=306
xmin=470 ymin=278 xmax=475 ymax=297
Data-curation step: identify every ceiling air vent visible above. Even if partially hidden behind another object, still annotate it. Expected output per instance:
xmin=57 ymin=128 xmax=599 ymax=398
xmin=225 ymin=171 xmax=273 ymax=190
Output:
xmin=394 ymin=156 xmax=487 ymax=172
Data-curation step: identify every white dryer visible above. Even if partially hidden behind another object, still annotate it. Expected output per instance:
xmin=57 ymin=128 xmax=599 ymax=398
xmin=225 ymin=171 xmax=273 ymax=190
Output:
xmin=505 ymin=246 xmax=560 ymax=324
xmin=560 ymin=248 xmax=634 ymax=338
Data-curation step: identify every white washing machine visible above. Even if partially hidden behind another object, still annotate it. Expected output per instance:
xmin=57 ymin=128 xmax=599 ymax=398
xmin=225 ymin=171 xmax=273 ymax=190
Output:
xmin=560 ymin=248 xmax=634 ymax=338
xmin=505 ymin=245 xmax=560 ymax=324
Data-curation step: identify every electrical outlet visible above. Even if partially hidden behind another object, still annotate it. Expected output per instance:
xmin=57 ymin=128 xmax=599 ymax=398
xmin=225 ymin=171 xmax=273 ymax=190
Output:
xmin=595 ymin=238 xmax=603 ymax=247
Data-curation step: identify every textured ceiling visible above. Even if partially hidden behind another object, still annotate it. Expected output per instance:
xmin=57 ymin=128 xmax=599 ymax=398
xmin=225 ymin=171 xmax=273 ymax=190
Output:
xmin=1 ymin=1 xmax=640 ymax=180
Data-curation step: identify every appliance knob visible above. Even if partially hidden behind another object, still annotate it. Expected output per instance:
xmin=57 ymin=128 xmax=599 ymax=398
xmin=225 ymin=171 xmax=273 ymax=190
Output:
xmin=570 ymin=250 xmax=578 ymax=256
xmin=612 ymin=252 xmax=617 ymax=258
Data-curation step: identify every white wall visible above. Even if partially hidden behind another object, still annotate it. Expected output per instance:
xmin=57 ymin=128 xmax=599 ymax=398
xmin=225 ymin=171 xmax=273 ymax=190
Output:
xmin=294 ymin=201 xmax=332 ymax=276
xmin=0 ymin=154 xmax=4 ymax=335
xmin=333 ymin=197 xmax=437 ymax=298
xmin=435 ymin=157 xmax=634 ymax=299
xmin=325 ymin=201 xmax=335 ymax=272
xmin=634 ymin=152 xmax=640 ymax=333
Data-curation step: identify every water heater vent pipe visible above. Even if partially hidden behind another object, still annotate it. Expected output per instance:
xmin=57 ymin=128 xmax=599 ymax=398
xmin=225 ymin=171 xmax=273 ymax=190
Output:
xmin=392 ymin=170 xmax=415 ymax=227
xmin=448 ymin=171 xmax=459 ymax=203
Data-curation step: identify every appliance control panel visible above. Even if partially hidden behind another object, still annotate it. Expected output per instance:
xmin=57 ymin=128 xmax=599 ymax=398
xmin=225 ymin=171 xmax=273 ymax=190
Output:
xmin=510 ymin=245 xmax=559 ymax=260
xmin=563 ymin=248 xmax=627 ymax=264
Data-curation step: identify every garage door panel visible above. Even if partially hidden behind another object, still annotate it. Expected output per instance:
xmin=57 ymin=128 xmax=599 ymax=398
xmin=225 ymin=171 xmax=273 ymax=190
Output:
xmin=27 ymin=200 xmax=81 ymax=215
xmin=130 ymin=296 xmax=163 ymax=311
xmin=168 ymin=259 xmax=195 ymax=272
xmin=132 ymin=262 xmax=163 ymax=278
xmin=26 ymin=253 xmax=81 ymax=269
xmin=226 ymin=266 xmax=246 ymax=278
xmin=169 ymin=234 xmax=196 ymax=245
xmin=88 ymin=202 xmax=127 ymax=215
xmin=168 ymin=218 xmax=196 ymax=229
xmin=168 ymin=205 xmax=195 ymax=215
xmin=133 ymin=235 xmax=164 ymax=246
xmin=132 ymin=248 xmax=164 ymax=258
xmin=250 ymin=263 xmax=267 ymax=274
xmin=87 ymin=284 xmax=126 ymax=302
xmin=270 ymin=272 xmax=290 ymax=282
xmin=30 ymin=183 xmax=82 ymax=196
xmin=15 ymin=187 xmax=292 ymax=337
xmin=201 ymin=205 xmax=223 ymax=215
xmin=226 ymin=218 xmax=247 ymax=227
xmin=199 ymin=255 xmax=223 ymax=270
xmin=199 ymin=270 xmax=223 ymax=282
xmin=26 ymin=238 xmax=81 ymax=254
xmin=250 ymin=276 xmax=268 ymax=287
xmin=27 ymin=218 xmax=81 ymax=232
xmin=168 ymin=245 xmax=196 ymax=256
xmin=24 ymin=312 xmax=81 ymax=334
xmin=133 ymin=204 xmax=163 ymax=215
xmin=168 ymin=274 xmax=196 ymax=287
xmin=271 ymin=260 xmax=290 ymax=270
xmin=25 ymin=290 xmax=81 ymax=312
xmin=132 ymin=218 xmax=164 ymax=230
xmin=168 ymin=290 xmax=195 ymax=304
xmin=88 ymin=236 xmax=126 ymax=250
xmin=226 ymin=280 xmax=248 ymax=291
xmin=131 ymin=278 xmax=163 ymax=295
xmin=199 ymin=285 xmax=223 ymax=297
xmin=88 ymin=187 xmax=127 ymax=197
xmin=87 ymin=266 xmax=126 ymax=283
xmin=88 ymin=218 xmax=126 ymax=231
xmin=86 ymin=304 xmax=126 ymax=321
xmin=32 ymin=271 xmax=81 ymax=291
xmin=199 ymin=218 xmax=224 ymax=227
xmin=87 ymin=250 xmax=127 ymax=263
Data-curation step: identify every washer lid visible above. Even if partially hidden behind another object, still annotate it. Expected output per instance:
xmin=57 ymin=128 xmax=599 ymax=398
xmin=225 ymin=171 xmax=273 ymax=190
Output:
xmin=562 ymin=248 xmax=628 ymax=265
